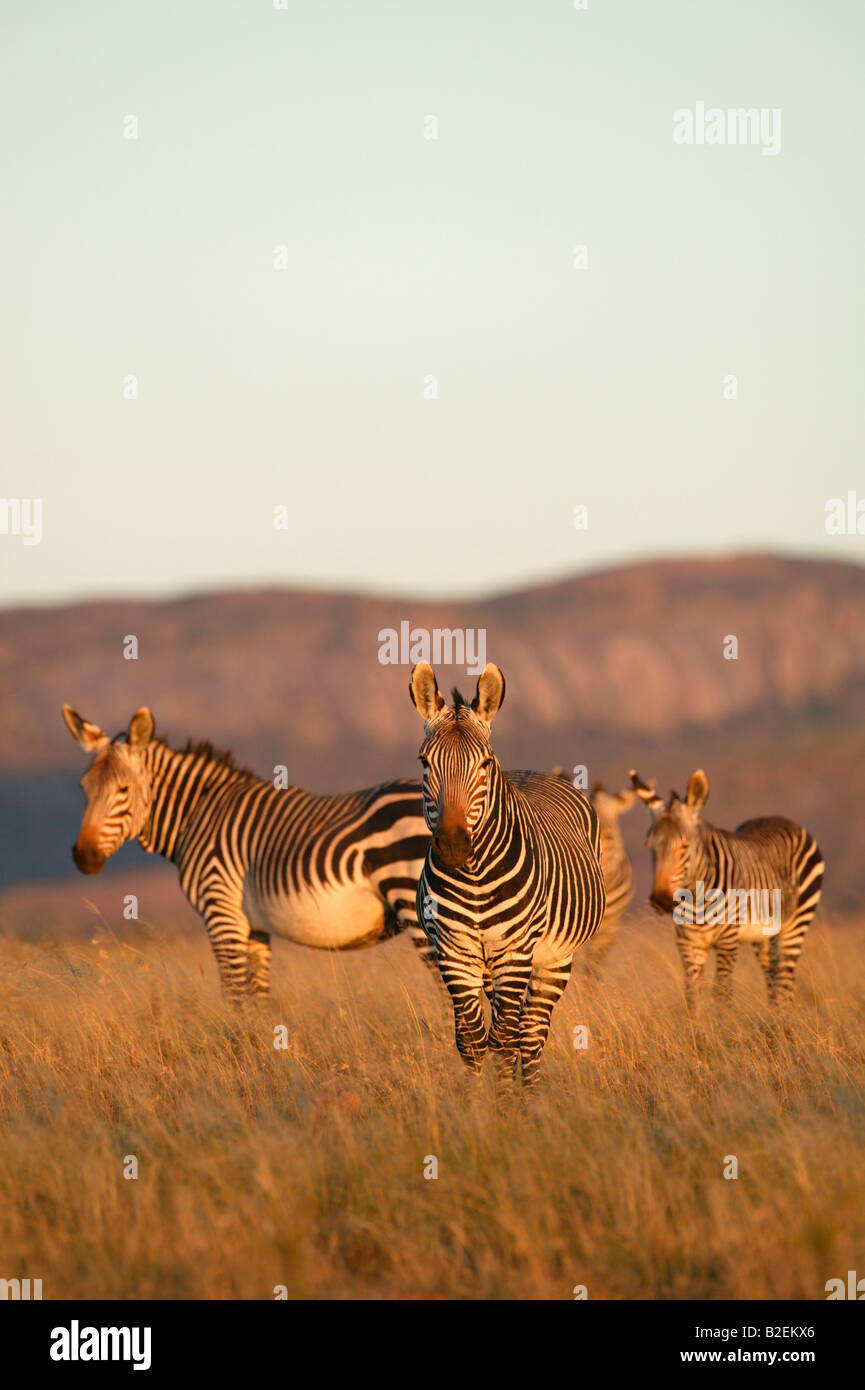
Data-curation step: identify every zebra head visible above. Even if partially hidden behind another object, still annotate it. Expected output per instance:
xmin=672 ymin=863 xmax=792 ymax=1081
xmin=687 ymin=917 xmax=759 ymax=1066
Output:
xmin=62 ymin=705 xmax=155 ymax=874
xmin=590 ymin=781 xmax=638 ymax=826
xmin=630 ymin=768 xmax=710 ymax=914
xmin=409 ymin=661 xmax=506 ymax=870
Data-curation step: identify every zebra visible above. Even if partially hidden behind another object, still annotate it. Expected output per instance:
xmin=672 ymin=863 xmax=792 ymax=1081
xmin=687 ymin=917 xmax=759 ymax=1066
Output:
xmin=61 ymin=704 xmax=434 ymax=1000
xmin=409 ymin=663 xmax=605 ymax=1089
xmin=554 ymin=769 xmax=636 ymax=967
xmin=630 ymin=768 xmax=825 ymax=1007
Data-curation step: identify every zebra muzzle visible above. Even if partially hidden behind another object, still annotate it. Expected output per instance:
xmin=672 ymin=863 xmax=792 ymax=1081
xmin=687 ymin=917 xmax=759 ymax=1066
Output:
xmin=72 ymin=842 xmax=106 ymax=875
xmin=650 ymin=890 xmax=674 ymax=914
xmin=432 ymin=826 xmax=472 ymax=869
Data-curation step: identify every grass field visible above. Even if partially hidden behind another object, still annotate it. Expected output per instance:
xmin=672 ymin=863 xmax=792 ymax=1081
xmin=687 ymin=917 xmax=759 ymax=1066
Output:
xmin=0 ymin=905 xmax=862 ymax=1301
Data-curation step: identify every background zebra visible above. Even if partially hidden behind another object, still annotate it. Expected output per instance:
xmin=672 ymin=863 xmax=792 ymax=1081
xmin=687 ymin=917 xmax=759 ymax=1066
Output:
xmin=409 ymin=663 xmax=605 ymax=1089
xmin=554 ymin=769 xmax=636 ymax=967
xmin=62 ymin=704 xmax=433 ymax=999
xmin=630 ymin=767 xmax=825 ymax=1007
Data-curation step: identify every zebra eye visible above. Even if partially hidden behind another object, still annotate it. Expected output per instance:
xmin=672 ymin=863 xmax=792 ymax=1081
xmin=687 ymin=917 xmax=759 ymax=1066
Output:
xmin=118 ymin=785 xmax=130 ymax=795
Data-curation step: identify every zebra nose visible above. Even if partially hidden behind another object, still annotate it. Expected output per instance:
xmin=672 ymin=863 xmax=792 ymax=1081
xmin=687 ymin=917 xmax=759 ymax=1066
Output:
xmin=72 ymin=842 xmax=105 ymax=875
xmin=433 ymin=826 xmax=471 ymax=868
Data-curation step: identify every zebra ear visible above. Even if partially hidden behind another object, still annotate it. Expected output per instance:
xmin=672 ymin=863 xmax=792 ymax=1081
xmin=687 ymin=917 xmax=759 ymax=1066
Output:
xmin=629 ymin=769 xmax=664 ymax=814
xmin=409 ymin=664 xmax=444 ymax=722
xmin=471 ymin=664 xmax=505 ymax=723
xmin=62 ymin=705 xmax=109 ymax=753
xmin=127 ymin=707 xmax=155 ymax=750
xmin=686 ymin=768 xmax=710 ymax=813
xmin=615 ymin=788 xmax=637 ymax=811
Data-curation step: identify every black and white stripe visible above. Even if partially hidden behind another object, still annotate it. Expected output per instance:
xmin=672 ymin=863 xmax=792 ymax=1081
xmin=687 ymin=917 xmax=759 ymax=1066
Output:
xmin=62 ymin=704 xmax=431 ymax=999
xmin=410 ymin=665 xmax=605 ymax=1089
xmin=631 ymin=768 xmax=825 ymax=1006
xmin=554 ymin=770 xmax=636 ymax=966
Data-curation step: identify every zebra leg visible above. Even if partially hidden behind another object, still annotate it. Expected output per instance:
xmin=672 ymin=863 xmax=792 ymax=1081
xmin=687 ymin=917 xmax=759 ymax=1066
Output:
xmin=517 ymin=958 xmax=573 ymax=1090
xmin=766 ymin=867 xmax=822 ymax=1003
xmin=753 ymin=935 xmax=773 ymax=999
xmin=487 ymin=955 xmax=533 ymax=1085
xmin=753 ymin=935 xmax=771 ymax=974
xmin=246 ymin=930 xmax=272 ymax=997
xmin=410 ymin=927 xmax=476 ymax=1010
xmin=439 ymin=960 xmax=488 ymax=1073
xmin=755 ymin=934 xmax=800 ymax=1005
xmin=712 ymin=941 xmax=738 ymax=1004
xmin=675 ymin=934 xmax=709 ymax=1013
xmin=199 ymin=892 xmax=253 ymax=1003
xmin=409 ymin=927 xmax=491 ymax=1007
xmin=767 ymin=932 xmax=784 ymax=1005
xmin=769 ymin=919 xmax=811 ymax=1004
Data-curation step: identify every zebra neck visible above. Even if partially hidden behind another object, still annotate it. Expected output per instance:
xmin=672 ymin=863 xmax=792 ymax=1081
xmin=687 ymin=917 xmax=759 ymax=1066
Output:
xmin=689 ymin=823 xmax=720 ymax=887
xmin=468 ymin=766 xmax=519 ymax=871
xmin=138 ymin=741 xmax=251 ymax=861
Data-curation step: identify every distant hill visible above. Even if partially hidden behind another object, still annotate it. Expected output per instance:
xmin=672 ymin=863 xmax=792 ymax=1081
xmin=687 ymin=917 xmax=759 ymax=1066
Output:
xmin=1 ymin=553 xmax=863 ymax=906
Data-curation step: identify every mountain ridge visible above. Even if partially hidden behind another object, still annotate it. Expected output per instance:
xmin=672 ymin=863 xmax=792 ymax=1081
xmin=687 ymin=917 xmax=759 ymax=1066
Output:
xmin=1 ymin=552 xmax=863 ymax=903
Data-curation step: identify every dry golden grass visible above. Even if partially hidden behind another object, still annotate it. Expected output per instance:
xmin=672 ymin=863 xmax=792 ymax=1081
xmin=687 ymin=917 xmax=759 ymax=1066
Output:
xmin=0 ymin=907 xmax=862 ymax=1300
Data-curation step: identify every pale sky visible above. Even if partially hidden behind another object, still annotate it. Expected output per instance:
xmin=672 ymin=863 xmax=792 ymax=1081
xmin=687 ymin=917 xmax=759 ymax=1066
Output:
xmin=1 ymin=0 xmax=863 ymax=607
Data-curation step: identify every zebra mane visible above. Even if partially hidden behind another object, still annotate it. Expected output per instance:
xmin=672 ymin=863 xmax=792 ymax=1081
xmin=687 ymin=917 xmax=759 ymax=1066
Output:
xmin=157 ymin=736 xmax=257 ymax=780
xmin=451 ymin=687 xmax=469 ymax=710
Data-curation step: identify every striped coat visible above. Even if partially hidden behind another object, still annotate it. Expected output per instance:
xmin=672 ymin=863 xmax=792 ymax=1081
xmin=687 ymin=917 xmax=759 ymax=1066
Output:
xmin=631 ymin=768 xmax=824 ymax=1006
xmin=554 ymin=770 xmax=636 ymax=965
xmin=410 ymin=664 xmax=605 ymax=1088
xmin=63 ymin=704 xmax=431 ymax=998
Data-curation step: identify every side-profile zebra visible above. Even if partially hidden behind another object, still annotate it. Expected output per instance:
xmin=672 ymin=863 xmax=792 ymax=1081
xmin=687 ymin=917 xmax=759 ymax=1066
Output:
xmin=62 ymin=704 xmax=432 ymax=999
xmin=554 ymin=769 xmax=636 ymax=966
xmin=630 ymin=768 xmax=824 ymax=1006
xmin=409 ymin=664 xmax=605 ymax=1089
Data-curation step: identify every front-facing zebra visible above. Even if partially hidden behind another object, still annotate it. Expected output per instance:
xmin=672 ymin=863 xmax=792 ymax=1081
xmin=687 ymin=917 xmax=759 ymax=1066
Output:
xmin=630 ymin=768 xmax=824 ymax=1007
xmin=409 ymin=663 xmax=605 ymax=1089
xmin=62 ymin=704 xmax=431 ymax=999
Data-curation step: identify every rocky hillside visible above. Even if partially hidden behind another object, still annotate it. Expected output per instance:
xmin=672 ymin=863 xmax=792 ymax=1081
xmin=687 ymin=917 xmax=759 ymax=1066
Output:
xmin=1 ymin=554 xmax=863 ymax=905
